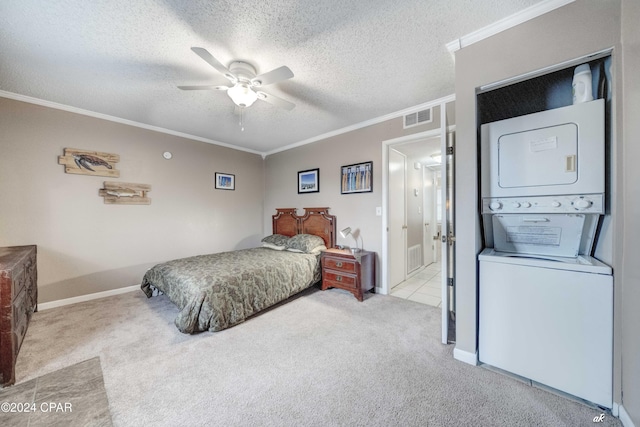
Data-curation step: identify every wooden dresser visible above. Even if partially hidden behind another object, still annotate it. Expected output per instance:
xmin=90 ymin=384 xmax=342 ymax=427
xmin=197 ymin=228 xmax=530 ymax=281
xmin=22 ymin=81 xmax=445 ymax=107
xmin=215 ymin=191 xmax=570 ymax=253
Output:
xmin=321 ymin=248 xmax=375 ymax=301
xmin=0 ymin=245 xmax=37 ymax=387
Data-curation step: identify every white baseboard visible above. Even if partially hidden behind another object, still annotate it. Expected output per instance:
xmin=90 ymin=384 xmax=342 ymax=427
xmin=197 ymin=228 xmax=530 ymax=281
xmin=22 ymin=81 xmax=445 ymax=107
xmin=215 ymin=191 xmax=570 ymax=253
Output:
xmin=38 ymin=285 xmax=140 ymax=311
xmin=453 ymin=346 xmax=478 ymax=365
xmin=619 ymin=404 xmax=637 ymax=427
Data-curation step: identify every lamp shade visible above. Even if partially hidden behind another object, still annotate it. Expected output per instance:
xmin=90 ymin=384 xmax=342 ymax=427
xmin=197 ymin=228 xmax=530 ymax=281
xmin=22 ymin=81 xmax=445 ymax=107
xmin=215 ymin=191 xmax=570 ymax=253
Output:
xmin=340 ymin=227 xmax=352 ymax=238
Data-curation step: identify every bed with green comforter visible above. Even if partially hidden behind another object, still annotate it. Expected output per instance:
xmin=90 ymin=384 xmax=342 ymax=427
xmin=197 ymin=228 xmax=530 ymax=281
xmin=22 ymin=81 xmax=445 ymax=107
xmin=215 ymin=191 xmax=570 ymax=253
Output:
xmin=141 ymin=247 xmax=322 ymax=334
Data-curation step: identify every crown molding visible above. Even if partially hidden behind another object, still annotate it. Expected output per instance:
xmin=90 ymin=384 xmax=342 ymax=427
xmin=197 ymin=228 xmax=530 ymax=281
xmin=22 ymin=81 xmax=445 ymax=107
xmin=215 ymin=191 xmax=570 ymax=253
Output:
xmin=446 ymin=0 xmax=575 ymax=54
xmin=0 ymin=90 xmax=263 ymax=156
xmin=265 ymin=93 xmax=456 ymax=157
xmin=1 ymin=89 xmax=456 ymax=158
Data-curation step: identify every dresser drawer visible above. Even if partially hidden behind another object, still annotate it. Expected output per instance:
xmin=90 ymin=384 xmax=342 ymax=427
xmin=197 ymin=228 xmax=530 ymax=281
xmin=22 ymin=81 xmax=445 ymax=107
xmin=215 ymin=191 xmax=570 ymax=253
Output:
xmin=323 ymin=257 xmax=357 ymax=273
xmin=12 ymin=287 xmax=29 ymax=354
xmin=323 ymin=270 xmax=357 ymax=289
xmin=11 ymin=268 xmax=26 ymax=301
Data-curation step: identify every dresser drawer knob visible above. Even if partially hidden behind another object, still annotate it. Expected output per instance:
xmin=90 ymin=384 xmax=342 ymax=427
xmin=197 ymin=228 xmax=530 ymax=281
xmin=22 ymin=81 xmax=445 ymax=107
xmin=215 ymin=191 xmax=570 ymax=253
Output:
xmin=336 ymin=262 xmax=343 ymax=268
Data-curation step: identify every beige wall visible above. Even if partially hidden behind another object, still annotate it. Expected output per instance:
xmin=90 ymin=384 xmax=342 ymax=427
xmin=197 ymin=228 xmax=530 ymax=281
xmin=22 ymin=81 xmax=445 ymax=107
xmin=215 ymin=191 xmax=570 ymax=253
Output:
xmin=455 ymin=0 xmax=640 ymax=421
xmin=264 ymin=103 xmax=450 ymax=286
xmin=621 ymin=0 xmax=640 ymax=423
xmin=0 ymin=97 xmax=264 ymax=303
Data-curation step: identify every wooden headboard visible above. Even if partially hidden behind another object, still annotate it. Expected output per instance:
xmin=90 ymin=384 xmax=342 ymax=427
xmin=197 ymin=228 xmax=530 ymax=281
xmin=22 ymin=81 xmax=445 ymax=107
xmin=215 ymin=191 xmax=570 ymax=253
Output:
xmin=272 ymin=207 xmax=336 ymax=248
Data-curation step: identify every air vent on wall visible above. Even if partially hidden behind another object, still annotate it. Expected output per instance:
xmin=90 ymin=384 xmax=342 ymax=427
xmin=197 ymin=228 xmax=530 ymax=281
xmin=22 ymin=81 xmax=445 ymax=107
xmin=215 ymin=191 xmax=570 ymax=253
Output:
xmin=403 ymin=107 xmax=433 ymax=129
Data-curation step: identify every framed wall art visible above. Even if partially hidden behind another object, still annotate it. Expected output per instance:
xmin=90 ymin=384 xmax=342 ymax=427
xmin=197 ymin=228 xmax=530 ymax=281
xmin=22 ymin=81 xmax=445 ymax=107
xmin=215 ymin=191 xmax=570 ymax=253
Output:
xmin=215 ymin=172 xmax=235 ymax=190
xmin=99 ymin=182 xmax=151 ymax=205
xmin=298 ymin=168 xmax=319 ymax=193
xmin=58 ymin=148 xmax=120 ymax=177
xmin=341 ymin=161 xmax=372 ymax=194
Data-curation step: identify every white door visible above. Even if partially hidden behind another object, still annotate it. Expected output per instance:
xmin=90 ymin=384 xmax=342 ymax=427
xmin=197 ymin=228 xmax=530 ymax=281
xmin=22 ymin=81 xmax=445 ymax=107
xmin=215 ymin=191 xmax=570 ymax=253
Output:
xmin=423 ymin=168 xmax=435 ymax=265
xmin=389 ymin=148 xmax=406 ymax=288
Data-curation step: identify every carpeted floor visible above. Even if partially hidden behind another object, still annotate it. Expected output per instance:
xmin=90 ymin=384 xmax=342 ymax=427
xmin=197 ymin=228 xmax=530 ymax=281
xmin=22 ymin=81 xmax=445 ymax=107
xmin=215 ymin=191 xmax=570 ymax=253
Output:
xmin=6 ymin=286 xmax=623 ymax=426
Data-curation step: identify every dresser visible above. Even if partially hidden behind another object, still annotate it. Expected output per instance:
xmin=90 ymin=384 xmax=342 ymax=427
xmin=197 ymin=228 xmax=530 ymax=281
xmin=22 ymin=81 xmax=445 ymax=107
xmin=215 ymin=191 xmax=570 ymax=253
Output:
xmin=321 ymin=249 xmax=374 ymax=301
xmin=0 ymin=245 xmax=37 ymax=387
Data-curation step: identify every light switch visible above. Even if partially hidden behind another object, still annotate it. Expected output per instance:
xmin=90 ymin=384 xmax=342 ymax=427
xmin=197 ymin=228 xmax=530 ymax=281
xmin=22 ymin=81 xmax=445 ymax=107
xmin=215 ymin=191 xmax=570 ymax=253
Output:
xmin=376 ymin=207 xmax=382 ymax=216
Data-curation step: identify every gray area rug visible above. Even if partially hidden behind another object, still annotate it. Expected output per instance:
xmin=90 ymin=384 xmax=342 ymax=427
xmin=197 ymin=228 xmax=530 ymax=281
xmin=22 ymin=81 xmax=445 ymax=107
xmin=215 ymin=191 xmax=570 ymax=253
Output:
xmin=13 ymin=286 xmax=622 ymax=426
xmin=0 ymin=357 xmax=112 ymax=427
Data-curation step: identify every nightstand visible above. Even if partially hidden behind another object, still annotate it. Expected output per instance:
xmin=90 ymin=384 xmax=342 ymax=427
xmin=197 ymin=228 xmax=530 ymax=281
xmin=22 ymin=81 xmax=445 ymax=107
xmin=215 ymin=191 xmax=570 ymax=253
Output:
xmin=321 ymin=249 xmax=375 ymax=301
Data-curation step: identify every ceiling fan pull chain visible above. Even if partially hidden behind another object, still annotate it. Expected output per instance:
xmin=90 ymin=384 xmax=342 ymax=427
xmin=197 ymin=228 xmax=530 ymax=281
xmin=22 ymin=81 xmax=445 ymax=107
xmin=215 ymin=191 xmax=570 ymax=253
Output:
xmin=239 ymin=106 xmax=245 ymax=131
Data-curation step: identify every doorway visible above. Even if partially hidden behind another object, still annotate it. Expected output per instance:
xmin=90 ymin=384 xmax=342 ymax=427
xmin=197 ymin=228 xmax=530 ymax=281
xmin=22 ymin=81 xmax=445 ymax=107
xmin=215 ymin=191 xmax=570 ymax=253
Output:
xmin=381 ymin=100 xmax=456 ymax=344
xmin=388 ymin=137 xmax=441 ymax=304
xmin=389 ymin=135 xmax=441 ymax=288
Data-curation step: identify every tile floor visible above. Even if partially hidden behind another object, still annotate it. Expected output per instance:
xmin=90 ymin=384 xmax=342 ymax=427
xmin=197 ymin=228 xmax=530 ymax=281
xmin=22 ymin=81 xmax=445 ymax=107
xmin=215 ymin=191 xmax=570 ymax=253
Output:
xmin=390 ymin=262 xmax=442 ymax=307
xmin=0 ymin=357 xmax=112 ymax=427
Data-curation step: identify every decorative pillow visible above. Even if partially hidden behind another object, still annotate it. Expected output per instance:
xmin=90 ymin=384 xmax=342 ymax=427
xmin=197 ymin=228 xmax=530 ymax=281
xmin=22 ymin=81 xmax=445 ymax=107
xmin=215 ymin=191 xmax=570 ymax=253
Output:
xmin=285 ymin=234 xmax=326 ymax=254
xmin=261 ymin=234 xmax=291 ymax=247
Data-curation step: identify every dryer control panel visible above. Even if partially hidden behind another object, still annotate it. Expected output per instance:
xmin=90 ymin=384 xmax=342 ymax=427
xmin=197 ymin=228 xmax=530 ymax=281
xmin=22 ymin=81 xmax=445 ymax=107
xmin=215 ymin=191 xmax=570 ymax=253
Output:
xmin=482 ymin=194 xmax=604 ymax=215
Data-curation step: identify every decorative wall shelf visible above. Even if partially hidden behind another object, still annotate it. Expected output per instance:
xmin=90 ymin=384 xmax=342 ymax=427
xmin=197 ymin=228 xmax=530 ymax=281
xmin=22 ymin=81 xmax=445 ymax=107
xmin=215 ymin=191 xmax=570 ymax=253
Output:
xmin=99 ymin=182 xmax=151 ymax=205
xmin=58 ymin=148 xmax=120 ymax=177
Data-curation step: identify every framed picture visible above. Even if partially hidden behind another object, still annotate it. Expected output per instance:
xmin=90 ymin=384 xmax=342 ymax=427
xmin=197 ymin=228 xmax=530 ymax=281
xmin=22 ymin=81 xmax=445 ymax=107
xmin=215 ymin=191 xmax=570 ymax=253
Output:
xmin=298 ymin=168 xmax=320 ymax=193
xmin=341 ymin=161 xmax=372 ymax=194
xmin=215 ymin=172 xmax=235 ymax=190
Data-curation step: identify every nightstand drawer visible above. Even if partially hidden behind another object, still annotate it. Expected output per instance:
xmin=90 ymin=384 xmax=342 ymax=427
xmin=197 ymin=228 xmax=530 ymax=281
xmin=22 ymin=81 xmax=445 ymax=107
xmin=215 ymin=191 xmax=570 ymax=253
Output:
xmin=323 ymin=271 xmax=357 ymax=289
xmin=323 ymin=257 xmax=356 ymax=273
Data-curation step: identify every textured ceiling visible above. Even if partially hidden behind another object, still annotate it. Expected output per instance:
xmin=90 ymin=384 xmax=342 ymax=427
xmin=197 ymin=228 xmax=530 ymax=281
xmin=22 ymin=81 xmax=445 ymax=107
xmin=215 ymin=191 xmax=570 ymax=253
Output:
xmin=0 ymin=0 xmax=543 ymax=154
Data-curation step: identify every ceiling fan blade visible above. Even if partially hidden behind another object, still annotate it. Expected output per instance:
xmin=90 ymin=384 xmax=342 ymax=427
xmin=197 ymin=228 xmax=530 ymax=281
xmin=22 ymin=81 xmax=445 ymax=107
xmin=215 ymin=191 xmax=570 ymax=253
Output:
xmin=190 ymin=47 xmax=236 ymax=83
xmin=256 ymin=91 xmax=295 ymax=111
xmin=177 ymin=85 xmax=228 ymax=90
xmin=252 ymin=66 xmax=294 ymax=87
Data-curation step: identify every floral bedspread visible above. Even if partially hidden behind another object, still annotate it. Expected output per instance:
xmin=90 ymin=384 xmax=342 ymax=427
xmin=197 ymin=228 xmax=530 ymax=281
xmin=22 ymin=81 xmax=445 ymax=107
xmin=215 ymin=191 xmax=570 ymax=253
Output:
xmin=141 ymin=247 xmax=321 ymax=333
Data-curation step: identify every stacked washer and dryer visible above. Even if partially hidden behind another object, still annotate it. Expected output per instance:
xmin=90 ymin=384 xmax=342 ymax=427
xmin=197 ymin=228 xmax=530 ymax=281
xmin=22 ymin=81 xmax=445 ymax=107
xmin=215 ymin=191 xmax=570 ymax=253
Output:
xmin=478 ymin=98 xmax=613 ymax=408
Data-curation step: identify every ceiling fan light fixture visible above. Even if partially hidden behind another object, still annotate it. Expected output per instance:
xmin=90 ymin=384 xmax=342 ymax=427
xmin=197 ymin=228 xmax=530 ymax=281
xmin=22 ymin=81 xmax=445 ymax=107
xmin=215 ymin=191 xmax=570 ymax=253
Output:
xmin=227 ymin=83 xmax=258 ymax=107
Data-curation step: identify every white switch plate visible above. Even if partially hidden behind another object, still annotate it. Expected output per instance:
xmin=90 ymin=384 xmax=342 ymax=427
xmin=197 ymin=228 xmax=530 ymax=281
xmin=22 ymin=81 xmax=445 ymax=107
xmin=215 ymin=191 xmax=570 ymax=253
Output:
xmin=376 ymin=207 xmax=382 ymax=216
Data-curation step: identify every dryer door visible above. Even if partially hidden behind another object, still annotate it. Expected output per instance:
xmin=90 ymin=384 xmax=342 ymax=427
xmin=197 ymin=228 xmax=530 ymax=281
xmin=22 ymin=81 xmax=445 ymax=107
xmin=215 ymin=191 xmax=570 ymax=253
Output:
xmin=498 ymin=123 xmax=577 ymax=189
xmin=492 ymin=214 xmax=585 ymax=257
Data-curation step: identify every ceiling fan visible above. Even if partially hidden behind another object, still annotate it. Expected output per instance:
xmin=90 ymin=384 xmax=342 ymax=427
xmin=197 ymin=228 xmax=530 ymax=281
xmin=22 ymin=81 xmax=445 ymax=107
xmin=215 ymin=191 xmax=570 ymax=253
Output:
xmin=178 ymin=47 xmax=295 ymax=111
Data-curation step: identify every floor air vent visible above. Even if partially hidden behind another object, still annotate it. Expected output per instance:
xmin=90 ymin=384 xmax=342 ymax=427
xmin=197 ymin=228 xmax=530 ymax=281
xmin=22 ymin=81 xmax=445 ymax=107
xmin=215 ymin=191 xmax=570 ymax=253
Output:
xmin=403 ymin=107 xmax=433 ymax=129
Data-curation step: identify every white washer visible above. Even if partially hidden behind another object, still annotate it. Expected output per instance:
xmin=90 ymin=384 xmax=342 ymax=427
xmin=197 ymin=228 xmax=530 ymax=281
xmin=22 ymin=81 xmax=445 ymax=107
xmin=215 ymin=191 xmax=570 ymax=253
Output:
xmin=479 ymin=249 xmax=613 ymax=407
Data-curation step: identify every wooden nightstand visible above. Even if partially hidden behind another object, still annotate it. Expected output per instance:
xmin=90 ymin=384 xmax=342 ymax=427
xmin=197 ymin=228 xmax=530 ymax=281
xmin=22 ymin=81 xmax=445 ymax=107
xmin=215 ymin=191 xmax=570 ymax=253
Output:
xmin=321 ymin=248 xmax=375 ymax=301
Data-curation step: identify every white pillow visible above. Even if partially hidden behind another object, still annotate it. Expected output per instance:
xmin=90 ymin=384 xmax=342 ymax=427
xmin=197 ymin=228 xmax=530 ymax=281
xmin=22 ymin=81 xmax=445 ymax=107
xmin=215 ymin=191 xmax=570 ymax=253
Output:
xmin=261 ymin=242 xmax=286 ymax=251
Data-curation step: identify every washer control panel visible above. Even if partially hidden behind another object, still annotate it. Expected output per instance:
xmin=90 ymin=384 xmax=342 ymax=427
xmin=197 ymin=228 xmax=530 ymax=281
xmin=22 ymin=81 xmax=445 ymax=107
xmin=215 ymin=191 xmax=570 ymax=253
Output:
xmin=482 ymin=194 xmax=604 ymax=214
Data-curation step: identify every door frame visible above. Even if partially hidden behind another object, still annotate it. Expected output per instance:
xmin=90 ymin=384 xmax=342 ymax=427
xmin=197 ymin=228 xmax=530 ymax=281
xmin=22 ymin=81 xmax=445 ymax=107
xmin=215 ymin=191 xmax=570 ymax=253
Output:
xmin=382 ymin=98 xmax=455 ymax=344
xmin=381 ymin=125 xmax=456 ymax=295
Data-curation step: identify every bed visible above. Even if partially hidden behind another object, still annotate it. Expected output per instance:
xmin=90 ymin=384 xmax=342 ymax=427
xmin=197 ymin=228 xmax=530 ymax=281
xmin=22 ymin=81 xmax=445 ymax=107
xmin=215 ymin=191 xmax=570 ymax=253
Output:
xmin=141 ymin=207 xmax=336 ymax=334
